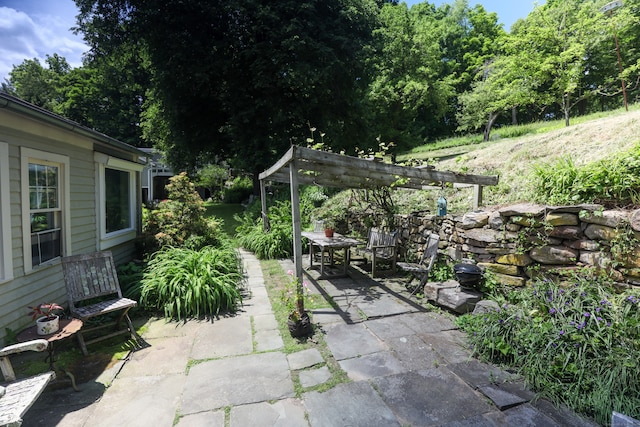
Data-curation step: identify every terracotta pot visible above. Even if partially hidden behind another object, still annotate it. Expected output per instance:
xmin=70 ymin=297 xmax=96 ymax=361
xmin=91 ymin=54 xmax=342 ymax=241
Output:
xmin=287 ymin=312 xmax=312 ymax=338
xmin=324 ymin=228 xmax=334 ymax=238
xmin=36 ymin=315 xmax=59 ymax=335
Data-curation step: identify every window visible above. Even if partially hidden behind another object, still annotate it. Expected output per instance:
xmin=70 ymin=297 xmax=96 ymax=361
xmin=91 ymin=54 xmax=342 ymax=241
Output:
xmin=0 ymin=142 xmax=12 ymax=281
xmin=106 ymin=168 xmax=131 ymax=233
xmin=95 ymin=153 xmax=142 ymax=249
xmin=21 ymin=148 xmax=70 ymax=272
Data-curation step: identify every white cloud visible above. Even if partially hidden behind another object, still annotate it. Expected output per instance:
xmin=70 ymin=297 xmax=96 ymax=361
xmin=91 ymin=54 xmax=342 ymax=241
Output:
xmin=0 ymin=5 xmax=88 ymax=82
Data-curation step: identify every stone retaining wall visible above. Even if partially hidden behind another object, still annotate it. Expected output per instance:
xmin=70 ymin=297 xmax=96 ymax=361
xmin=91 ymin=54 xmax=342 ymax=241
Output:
xmin=395 ymin=203 xmax=640 ymax=288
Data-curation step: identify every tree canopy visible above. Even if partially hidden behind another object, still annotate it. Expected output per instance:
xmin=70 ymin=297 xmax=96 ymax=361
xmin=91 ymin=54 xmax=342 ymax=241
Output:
xmin=4 ymin=0 xmax=640 ymax=176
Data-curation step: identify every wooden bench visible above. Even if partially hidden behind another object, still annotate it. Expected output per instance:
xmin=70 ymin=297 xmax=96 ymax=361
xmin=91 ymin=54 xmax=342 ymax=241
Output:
xmin=358 ymin=228 xmax=399 ymax=277
xmin=397 ymin=233 xmax=440 ymax=294
xmin=61 ymin=251 xmax=140 ymax=356
xmin=1 ymin=340 xmax=55 ymax=427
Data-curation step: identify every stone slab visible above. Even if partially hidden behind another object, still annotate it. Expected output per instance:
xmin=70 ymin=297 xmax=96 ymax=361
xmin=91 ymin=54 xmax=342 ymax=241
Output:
xmin=88 ymin=374 xmax=186 ymax=427
xmin=253 ymin=313 xmax=279 ymax=331
xmin=190 ymin=315 xmax=252 ymax=359
xmin=323 ymin=323 xmax=386 ymax=360
xmin=141 ymin=317 xmax=205 ymax=339
xmin=483 ymin=403 xmax=560 ymax=426
xmin=384 ymin=334 xmax=440 ymax=371
xmin=448 ymin=359 xmax=513 ymax=389
xmin=287 ymin=348 xmax=324 ymax=370
xmin=181 ymin=352 xmax=294 ymax=414
xmin=419 ymin=330 xmax=473 ymax=365
xmin=176 ymin=410 xmax=225 ymax=427
xmin=118 ymin=336 xmax=191 ymax=377
xmin=372 ymin=369 xmax=493 ymax=426
xmin=354 ymin=292 xmax=420 ymax=318
xmin=364 ymin=316 xmax=416 ymax=340
xmin=304 ymin=381 xmax=400 ymax=427
xmin=339 ymin=351 xmax=405 ymax=381
xmin=299 ymin=366 xmax=331 ymax=388
xmin=401 ymin=311 xmax=457 ymax=334
xmin=478 ymin=384 xmax=528 ymax=410
xmin=230 ymin=399 xmax=308 ymax=427
xmin=255 ymin=329 xmax=284 ymax=352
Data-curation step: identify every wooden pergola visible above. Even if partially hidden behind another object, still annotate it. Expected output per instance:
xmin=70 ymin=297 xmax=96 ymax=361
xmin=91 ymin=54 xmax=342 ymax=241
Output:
xmin=258 ymin=145 xmax=499 ymax=286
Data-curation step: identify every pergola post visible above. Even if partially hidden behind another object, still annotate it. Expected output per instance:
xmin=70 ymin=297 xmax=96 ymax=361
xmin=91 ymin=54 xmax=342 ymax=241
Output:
xmin=289 ymin=160 xmax=303 ymax=311
xmin=260 ymin=179 xmax=268 ymax=231
xmin=473 ymin=185 xmax=483 ymax=210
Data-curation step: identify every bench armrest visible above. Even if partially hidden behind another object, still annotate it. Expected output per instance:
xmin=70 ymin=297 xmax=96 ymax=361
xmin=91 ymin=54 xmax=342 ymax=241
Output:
xmin=0 ymin=340 xmax=49 ymax=357
xmin=1 ymin=339 xmax=49 ymax=382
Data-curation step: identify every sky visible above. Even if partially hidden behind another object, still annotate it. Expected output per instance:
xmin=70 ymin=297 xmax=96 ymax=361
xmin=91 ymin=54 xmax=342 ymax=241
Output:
xmin=0 ymin=0 xmax=543 ymax=84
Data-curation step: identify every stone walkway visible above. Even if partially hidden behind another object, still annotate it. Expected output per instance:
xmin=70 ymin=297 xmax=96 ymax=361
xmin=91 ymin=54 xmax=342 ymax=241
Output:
xmin=23 ymin=249 xmax=600 ymax=426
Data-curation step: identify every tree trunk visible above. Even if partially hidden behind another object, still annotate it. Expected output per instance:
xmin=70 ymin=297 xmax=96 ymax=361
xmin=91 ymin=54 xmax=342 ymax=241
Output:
xmin=563 ymin=94 xmax=570 ymax=127
xmin=483 ymin=111 xmax=499 ymax=142
xmin=511 ymin=106 xmax=517 ymax=125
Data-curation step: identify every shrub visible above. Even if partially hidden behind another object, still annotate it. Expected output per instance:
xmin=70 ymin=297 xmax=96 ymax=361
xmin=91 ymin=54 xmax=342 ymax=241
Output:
xmin=141 ymin=172 xmax=221 ymax=255
xmin=236 ymin=200 xmax=295 ymax=259
xmin=532 ymin=144 xmax=640 ymax=207
xmin=140 ymin=244 xmax=243 ymax=320
xmin=223 ymin=176 xmax=253 ymax=204
xmin=457 ymin=270 xmax=640 ymax=425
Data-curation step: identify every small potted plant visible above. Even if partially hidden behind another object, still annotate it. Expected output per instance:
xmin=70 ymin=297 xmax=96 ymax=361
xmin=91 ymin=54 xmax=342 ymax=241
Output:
xmin=28 ymin=303 xmax=64 ymax=335
xmin=282 ymin=270 xmax=313 ymax=337
xmin=323 ymin=218 xmax=335 ymax=238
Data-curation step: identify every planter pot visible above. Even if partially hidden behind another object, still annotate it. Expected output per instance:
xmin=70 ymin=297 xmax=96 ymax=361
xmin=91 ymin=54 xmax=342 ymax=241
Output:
xmin=287 ymin=312 xmax=312 ymax=338
xmin=36 ymin=315 xmax=59 ymax=335
xmin=324 ymin=228 xmax=334 ymax=238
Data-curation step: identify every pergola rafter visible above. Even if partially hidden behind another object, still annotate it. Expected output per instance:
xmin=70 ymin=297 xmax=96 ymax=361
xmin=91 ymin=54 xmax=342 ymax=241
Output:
xmin=258 ymin=145 xmax=499 ymax=304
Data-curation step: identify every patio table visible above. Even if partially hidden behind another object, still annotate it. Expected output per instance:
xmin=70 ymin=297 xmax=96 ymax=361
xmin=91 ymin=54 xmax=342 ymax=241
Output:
xmin=301 ymin=232 xmax=361 ymax=278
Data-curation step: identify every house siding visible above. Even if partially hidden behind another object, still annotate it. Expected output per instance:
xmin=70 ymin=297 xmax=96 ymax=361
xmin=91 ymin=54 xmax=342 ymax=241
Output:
xmin=0 ymin=99 xmax=144 ymax=346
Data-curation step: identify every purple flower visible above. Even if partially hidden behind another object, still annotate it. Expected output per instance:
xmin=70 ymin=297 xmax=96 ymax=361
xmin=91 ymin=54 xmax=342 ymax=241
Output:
xmin=596 ymin=307 xmax=601 ymax=313
xmin=549 ymin=308 xmax=557 ymax=315
xmin=559 ymin=330 xmax=565 ymax=336
xmin=552 ymin=343 xmax=558 ymax=348
xmin=584 ymin=312 xmax=591 ymax=318
xmin=597 ymin=317 xmax=603 ymax=321
xmin=607 ymin=322 xmax=612 ymax=327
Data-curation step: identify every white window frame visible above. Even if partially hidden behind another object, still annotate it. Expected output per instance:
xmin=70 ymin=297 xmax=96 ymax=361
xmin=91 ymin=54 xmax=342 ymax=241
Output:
xmin=0 ymin=142 xmax=13 ymax=282
xmin=20 ymin=148 xmax=71 ymax=273
xmin=95 ymin=153 xmax=142 ymax=250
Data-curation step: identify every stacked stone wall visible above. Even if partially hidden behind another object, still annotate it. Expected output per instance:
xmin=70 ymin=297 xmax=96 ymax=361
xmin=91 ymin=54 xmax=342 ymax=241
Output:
xmin=395 ymin=203 xmax=640 ymax=288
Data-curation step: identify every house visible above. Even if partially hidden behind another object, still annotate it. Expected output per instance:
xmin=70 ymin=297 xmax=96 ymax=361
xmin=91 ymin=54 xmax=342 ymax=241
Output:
xmin=140 ymin=147 xmax=173 ymax=203
xmin=0 ymin=92 xmax=146 ymax=346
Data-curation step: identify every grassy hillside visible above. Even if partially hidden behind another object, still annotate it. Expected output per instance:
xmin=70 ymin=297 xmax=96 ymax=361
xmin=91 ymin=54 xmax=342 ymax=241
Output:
xmin=399 ymin=106 xmax=640 ymax=211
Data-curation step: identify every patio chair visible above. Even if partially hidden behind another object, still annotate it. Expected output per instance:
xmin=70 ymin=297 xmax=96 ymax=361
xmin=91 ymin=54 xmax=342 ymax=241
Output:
xmin=61 ymin=251 xmax=140 ymax=356
xmin=397 ymin=232 xmax=440 ymax=295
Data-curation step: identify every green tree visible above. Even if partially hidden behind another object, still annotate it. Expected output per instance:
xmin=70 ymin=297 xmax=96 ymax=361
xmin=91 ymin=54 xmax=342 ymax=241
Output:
xmin=196 ymin=164 xmax=229 ymax=201
xmin=457 ymin=56 xmax=538 ymax=141
xmin=75 ymin=0 xmax=379 ymax=178
xmin=2 ymin=54 xmax=70 ymax=111
xmin=507 ymin=0 xmax=598 ymax=126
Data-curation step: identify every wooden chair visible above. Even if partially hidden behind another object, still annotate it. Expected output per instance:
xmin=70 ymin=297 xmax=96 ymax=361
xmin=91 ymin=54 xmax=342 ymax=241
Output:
xmin=1 ymin=340 xmax=55 ymax=427
xmin=61 ymin=251 xmax=140 ymax=356
xmin=397 ymin=233 xmax=440 ymax=294
xmin=358 ymin=228 xmax=399 ymax=277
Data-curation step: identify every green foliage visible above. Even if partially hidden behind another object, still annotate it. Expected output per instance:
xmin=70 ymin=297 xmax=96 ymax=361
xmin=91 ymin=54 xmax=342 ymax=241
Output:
xmin=223 ymin=176 xmax=253 ymax=204
xmin=141 ymin=173 xmax=221 ymax=255
xmin=457 ymin=270 xmax=640 ymax=425
xmin=196 ymin=164 xmax=229 ymax=201
xmin=532 ymin=145 xmax=640 ymax=207
xmin=117 ymin=261 xmax=145 ymax=302
xmin=140 ymin=245 xmax=243 ymax=320
xmin=236 ymin=200 xmax=295 ymax=259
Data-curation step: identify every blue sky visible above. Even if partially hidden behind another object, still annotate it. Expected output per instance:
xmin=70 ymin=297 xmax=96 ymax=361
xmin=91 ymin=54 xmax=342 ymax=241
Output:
xmin=0 ymin=0 xmax=543 ymax=83
xmin=405 ymin=0 xmax=544 ymax=31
